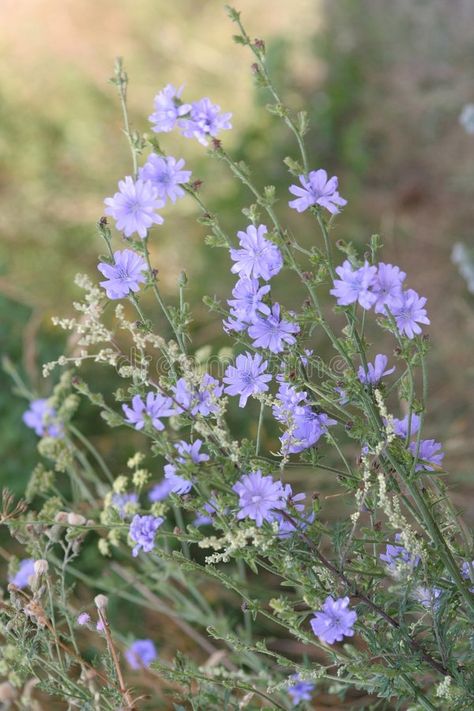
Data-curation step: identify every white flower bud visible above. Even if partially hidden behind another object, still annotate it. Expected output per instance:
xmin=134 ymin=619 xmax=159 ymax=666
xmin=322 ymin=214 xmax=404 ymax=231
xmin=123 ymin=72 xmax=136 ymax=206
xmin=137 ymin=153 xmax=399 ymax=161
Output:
xmin=54 ymin=511 xmax=69 ymax=523
xmin=67 ymin=513 xmax=86 ymax=526
xmin=34 ymin=559 xmax=49 ymax=576
xmin=94 ymin=594 xmax=108 ymax=611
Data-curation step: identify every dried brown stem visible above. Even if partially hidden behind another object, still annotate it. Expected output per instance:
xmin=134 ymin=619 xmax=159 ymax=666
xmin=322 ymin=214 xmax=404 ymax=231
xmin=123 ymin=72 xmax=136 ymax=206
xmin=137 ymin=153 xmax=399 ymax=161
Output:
xmin=96 ymin=606 xmax=136 ymax=710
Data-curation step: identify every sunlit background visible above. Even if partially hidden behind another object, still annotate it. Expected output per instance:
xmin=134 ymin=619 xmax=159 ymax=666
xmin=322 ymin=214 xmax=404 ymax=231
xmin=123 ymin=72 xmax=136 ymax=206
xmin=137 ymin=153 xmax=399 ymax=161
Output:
xmin=1 ymin=0 xmax=474 ymax=514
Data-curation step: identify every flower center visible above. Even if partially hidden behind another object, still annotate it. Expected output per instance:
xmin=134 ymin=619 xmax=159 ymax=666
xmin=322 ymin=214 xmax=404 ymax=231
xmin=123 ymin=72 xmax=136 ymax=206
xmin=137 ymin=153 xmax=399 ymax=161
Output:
xmin=128 ymin=199 xmax=141 ymax=214
xmin=158 ymin=170 xmax=171 ymax=185
xmin=241 ymin=372 xmax=254 ymax=386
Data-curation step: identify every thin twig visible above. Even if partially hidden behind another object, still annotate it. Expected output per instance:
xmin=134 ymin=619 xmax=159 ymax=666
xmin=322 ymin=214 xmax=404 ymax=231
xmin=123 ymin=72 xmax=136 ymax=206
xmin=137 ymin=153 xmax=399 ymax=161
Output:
xmin=96 ymin=606 xmax=136 ymax=709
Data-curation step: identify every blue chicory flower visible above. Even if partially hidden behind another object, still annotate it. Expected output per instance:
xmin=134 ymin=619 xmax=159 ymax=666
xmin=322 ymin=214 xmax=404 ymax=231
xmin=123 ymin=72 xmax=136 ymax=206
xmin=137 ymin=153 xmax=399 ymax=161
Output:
xmin=223 ymin=352 xmax=272 ymax=408
xmin=330 ymin=260 xmax=377 ymax=309
xmin=179 ymin=97 xmax=232 ymax=145
xmin=380 ymin=534 xmax=420 ymax=572
xmin=272 ymin=383 xmax=308 ymax=422
xmin=193 ymin=498 xmax=222 ymax=527
xmin=122 ymin=392 xmax=176 ymax=431
xmin=148 ymin=478 xmax=175 ymax=502
xmin=174 ymin=439 xmax=209 ymax=465
xmin=461 ymin=560 xmax=474 ymax=592
xmin=275 ymin=485 xmax=309 ymax=538
xmin=225 ymin=277 xmax=271 ymax=330
xmin=391 ymin=288 xmax=430 ymax=339
xmin=163 ymin=439 xmax=209 ymax=496
xmin=357 ymin=354 xmax=395 ymax=386
xmin=372 ymin=262 xmax=406 ymax=314
xmin=98 ymin=249 xmax=147 ymax=300
xmin=163 ymin=463 xmax=192 ymax=495
xmin=409 ymin=439 xmax=444 ymax=471
xmin=148 ymin=84 xmax=190 ymax=133
xmin=230 ymin=224 xmax=283 ymax=282
xmin=310 ymin=596 xmax=357 ymax=644
xmin=414 ymin=586 xmax=443 ymax=610
xmin=248 ymin=303 xmax=300 ymax=353
xmin=334 ymin=386 xmax=349 ymax=405
xmin=111 ymin=492 xmax=139 ymax=519
xmin=23 ymin=399 xmax=62 ymax=438
xmin=392 ymin=413 xmax=421 ymax=439
xmin=9 ymin=559 xmax=35 ymax=589
xmin=287 ymin=675 xmax=316 ymax=706
xmin=125 ymin=639 xmax=158 ymax=669
xmin=173 ymin=374 xmax=223 ymax=417
xmin=139 ymin=154 xmax=192 ymax=203
xmin=288 ymin=169 xmax=346 ymax=214
xmin=129 ymin=514 xmax=164 ymax=556
xmin=232 ymin=470 xmax=286 ymax=527
xmin=273 ymin=383 xmax=336 ymax=454
xmin=280 ymin=412 xmax=336 ymax=455
xmin=104 ymin=176 xmax=164 ymax=239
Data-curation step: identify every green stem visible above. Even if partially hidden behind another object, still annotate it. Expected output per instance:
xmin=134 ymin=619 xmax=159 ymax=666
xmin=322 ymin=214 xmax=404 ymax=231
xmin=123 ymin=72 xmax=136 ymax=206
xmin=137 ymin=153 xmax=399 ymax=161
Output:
xmin=231 ymin=12 xmax=308 ymax=172
xmin=129 ymin=294 xmax=147 ymax=325
xmin=404 ymin=474 xmax=474 ymax=616
xmin=237 ymin=558 xmax=252 ymax=642
xmin=143 ymin=246 xmax=187 ymax=353
xmin=60 ymin=543 xmax=80 ymax=655
xmin=173 ymin=504 xmax=190 ymax=559
xmin=255 ymin=401 xmax=264 ymax=456
xmin=399 ymin=671 xmax=438 ymax=711
xmin=69 ymin=424 xmax=113 ymax=484
xmin=114 ymin=58 xmax=138 ymax=177
xmin=46 ymin=577 xmax=65 ymax=670
xmin=315 ymin=210 xmax=335 ymax=278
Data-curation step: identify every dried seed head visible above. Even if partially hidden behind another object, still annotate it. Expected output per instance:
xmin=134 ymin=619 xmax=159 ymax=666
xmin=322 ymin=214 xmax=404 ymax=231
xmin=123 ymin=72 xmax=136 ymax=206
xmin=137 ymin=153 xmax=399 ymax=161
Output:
xmin=24 ymin=600 xmax=48 ymax=627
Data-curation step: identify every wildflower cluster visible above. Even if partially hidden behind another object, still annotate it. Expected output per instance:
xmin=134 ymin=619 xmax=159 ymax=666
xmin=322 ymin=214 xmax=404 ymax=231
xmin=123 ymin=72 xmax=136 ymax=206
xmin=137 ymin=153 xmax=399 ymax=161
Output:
xmin=2 ymin=10 xmax=474 ymax=711
xmin=330 ymin=260 xmax=429 ymax=339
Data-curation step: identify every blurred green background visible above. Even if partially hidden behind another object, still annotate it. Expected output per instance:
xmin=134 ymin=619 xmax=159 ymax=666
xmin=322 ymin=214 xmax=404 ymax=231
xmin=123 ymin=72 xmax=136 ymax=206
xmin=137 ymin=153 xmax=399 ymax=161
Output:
xmin=1 ymin=0 xmax=474 ymax=520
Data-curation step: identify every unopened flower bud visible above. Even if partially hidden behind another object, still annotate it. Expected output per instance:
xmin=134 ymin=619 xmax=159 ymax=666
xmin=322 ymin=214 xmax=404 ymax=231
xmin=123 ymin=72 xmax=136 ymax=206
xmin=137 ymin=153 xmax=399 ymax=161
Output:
xmin=54 ymin=511 xmax=69 ymax=523
xmin=94 ymin=594 xmax=108 ymax=611
xmin=67 ymin=513 xmax=86 ymax=526
xmin=34 ymin=559 xmax=49 ymax=576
